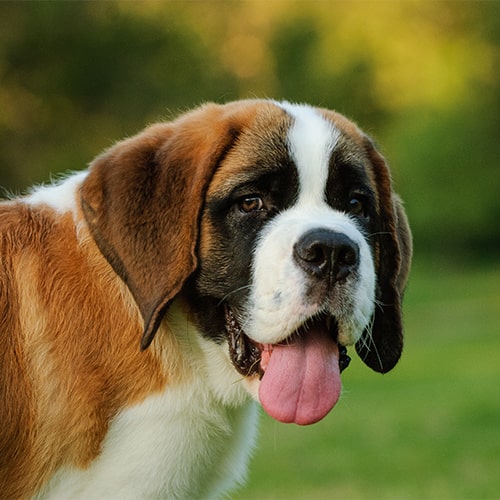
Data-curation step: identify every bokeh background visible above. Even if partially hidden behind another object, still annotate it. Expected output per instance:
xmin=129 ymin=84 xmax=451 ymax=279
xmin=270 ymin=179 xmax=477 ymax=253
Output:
xmin=1 ymin=2 xmax=498 ymax=498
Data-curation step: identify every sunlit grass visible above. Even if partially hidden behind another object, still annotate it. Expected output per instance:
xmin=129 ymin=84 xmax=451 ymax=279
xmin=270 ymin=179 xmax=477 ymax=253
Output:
xmin=236 ymin=261 xmax=500 ymax=499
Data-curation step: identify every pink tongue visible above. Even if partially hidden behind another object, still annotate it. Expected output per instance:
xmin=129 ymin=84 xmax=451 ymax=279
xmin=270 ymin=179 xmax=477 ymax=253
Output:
xmin=258 ymin=326 xmax=341 ymax=425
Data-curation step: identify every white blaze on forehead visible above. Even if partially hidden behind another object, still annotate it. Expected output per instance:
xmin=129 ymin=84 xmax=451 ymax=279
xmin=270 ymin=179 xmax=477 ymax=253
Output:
xmin=277 ymin=102 xmax=340 ymax=204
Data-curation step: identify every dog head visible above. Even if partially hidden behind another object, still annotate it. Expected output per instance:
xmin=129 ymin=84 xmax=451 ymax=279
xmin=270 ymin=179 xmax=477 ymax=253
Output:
xmin=81 ymin=100 xmax=412 ymax=425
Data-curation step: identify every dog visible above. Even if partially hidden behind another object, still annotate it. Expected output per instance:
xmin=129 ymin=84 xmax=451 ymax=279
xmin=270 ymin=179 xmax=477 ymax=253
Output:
xmin=0 ymin=100 xmax=412 ymax=498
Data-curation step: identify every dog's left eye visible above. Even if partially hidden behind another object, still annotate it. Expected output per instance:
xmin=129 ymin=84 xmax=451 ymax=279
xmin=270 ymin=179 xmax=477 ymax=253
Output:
xmin=239 ymin=196 xmax=264 ymax=213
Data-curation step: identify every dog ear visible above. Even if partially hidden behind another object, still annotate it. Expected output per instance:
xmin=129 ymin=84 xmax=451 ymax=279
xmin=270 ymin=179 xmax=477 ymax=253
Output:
xmin=80 ymin=103 xmax=256 ymax=350
xmin=355 ymin=137 xmax=412 ymax=373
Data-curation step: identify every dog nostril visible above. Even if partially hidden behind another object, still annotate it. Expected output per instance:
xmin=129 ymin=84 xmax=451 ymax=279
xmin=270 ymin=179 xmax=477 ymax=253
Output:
xmin=299 ymin=243 xmax=326 ymax=265
xmin=335 ymin=244 xmax=359 ymax=281
xmin=293 ymin=229 xmax=359 ymax=281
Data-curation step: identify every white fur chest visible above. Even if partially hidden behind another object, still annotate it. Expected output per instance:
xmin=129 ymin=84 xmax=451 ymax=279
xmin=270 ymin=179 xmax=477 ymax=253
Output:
xmin=37 ymin=385 xmax=258 ymax=499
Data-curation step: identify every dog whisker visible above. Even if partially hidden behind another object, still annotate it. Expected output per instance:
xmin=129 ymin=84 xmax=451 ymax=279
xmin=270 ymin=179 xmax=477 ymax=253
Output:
xmin=217 ymin=285 xmax=252 ymax=307
xmin=366 ymin=231 xmax=392 ymax=238
xmin=374 ymin=298 xmax=386 ymax=312
xmin=357 ymin=314 xmax=384 ymax=371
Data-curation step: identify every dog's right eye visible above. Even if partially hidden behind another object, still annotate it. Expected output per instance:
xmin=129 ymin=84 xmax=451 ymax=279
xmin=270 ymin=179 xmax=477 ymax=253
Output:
xmin=239 ymin=196 xmax=264 ymax=213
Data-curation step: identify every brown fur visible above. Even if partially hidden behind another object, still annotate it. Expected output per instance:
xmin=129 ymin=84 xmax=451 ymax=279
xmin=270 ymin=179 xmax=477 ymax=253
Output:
xmin=0 ymin=202 xmax=167 ymax=497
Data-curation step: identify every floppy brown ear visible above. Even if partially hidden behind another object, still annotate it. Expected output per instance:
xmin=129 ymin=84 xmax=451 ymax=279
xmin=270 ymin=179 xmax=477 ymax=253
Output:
xmin=355 ymin=138 xmax=413 ymax=373
xmin=80 ymin=103 xmax=257 ymax=349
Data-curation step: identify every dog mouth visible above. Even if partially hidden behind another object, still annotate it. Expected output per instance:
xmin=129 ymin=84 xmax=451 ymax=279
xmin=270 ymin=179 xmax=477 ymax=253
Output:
xmin=224 ymin=304 xmax=351 ymax=425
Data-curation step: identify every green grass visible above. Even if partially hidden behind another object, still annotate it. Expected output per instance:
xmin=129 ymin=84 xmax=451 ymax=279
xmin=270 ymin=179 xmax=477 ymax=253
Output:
xmin=236 ymin=261 xmax=500 ymax=499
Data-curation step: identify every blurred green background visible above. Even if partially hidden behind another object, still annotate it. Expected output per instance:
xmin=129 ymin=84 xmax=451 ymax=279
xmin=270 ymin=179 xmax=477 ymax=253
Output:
xmin=0 ymin=1 xmax=498 ymax=498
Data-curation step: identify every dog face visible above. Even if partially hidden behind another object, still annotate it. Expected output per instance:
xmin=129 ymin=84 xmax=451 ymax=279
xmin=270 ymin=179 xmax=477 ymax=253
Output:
xmin=81 ymin=100 xmax=412 ymax=425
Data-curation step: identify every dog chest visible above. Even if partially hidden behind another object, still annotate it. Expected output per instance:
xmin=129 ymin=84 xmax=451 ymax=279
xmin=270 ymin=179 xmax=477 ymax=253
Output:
xmin=36 ymin=387 xmax=258 ymax=499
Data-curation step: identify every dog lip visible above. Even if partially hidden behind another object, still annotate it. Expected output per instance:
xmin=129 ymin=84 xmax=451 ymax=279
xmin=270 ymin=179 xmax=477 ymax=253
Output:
xmin=224 ymin=305 xmax=264 ymax=378
xmin=223 ymin=305 xmax=351 ymax=377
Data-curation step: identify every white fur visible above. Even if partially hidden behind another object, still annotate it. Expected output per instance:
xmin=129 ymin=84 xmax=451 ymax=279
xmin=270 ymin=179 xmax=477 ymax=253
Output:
xmin=245 ymin=103 xmax=375 ymax=346
xmin=26 ymin=171 xmax=88 ymax=216
xmin=278 ymin=101 xmax=340 ymax=204
xmin=36 ymin=303 xmax=258 ymax=500
xmin=38 ymin=393 xmax=257 ymax=500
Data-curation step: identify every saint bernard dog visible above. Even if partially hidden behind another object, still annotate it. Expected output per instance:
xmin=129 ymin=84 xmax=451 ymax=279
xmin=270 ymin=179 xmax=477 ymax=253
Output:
xmin=0 ymin=100 xmax=412 ymax=498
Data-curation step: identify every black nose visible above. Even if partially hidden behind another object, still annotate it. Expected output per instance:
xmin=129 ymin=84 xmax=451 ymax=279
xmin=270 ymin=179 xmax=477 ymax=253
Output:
xmin=293 ymin=229 xmax=359 ymax=282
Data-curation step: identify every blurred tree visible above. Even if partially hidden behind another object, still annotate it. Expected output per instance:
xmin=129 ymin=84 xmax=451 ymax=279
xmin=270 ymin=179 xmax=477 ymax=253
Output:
xmin=0 ymin=2 xmax=238 ymax=190
xmin=383 ymin=2 xmax=500 ymax=259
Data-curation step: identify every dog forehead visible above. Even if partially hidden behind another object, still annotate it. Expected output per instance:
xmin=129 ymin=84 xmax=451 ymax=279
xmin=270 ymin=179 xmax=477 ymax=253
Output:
xmin=205 ymin=101 xmax=373 ymax=200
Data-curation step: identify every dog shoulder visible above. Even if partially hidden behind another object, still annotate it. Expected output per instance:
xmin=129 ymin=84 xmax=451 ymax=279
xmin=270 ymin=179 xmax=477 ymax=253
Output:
xmin=0 ymin=175 xmax=165 ymax=496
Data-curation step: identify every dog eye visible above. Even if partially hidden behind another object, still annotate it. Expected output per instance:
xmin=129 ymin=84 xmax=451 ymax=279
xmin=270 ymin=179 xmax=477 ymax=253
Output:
xmin=348 ymin=197 xmax=366 ymax=217
xmin=239 ymin=196 xmax=264 ymax=213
